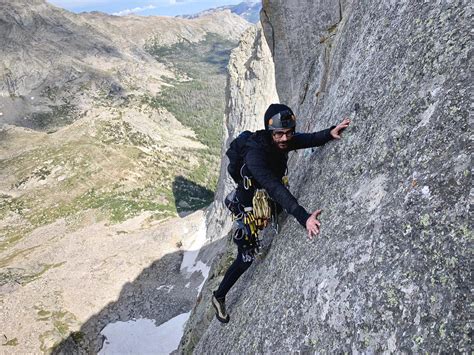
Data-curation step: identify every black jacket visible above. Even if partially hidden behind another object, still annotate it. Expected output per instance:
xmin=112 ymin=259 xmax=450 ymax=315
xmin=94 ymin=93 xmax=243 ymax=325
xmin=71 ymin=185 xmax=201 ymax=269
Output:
xmin=236 ymin=127 xmax=334 ymax=227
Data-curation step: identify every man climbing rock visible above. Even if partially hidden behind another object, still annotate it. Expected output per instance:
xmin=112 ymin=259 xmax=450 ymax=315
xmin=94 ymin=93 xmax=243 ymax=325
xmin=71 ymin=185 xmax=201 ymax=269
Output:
xmin=211 ymin=103 xmax=350 ymax=323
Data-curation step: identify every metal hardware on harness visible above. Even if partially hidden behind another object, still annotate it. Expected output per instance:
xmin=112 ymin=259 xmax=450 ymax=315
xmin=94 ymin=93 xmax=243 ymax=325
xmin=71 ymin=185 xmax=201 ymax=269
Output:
xmin=243 ymin=176 xmax=252 ymax=190
xmin=240 ymin=164 xmax=253 ymax=190
xmin=233 ymin=221 xmax=245 ymax=240
xmin=232 ymin=209 xmax=261 ymax=255
xmin=242 ymin=251 xmax=253 ymax=263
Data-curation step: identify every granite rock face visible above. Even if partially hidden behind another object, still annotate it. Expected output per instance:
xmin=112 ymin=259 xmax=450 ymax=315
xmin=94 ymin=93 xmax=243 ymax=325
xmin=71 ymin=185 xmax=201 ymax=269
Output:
xmin=191 ymin=0 xmax=470 ymax=353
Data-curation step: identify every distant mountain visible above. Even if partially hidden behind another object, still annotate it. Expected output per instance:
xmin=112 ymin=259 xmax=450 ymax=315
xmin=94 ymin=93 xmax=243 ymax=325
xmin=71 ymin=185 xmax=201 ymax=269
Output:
xmin=179 ymin=1 xmax=262 ymax=24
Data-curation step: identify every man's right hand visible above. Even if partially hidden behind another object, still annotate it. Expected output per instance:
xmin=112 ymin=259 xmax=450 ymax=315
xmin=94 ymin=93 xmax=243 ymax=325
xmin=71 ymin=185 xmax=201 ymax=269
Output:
xmin=306 ymin=209 xmax=322 ymax=240
xmin=330 ymin=118 xmax=351 ymax=139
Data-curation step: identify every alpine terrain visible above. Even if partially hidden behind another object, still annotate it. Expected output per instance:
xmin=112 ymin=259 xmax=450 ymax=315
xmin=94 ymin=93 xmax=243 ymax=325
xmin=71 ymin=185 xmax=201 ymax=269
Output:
xmin=0 ymin=0 xmax=250 ymax=352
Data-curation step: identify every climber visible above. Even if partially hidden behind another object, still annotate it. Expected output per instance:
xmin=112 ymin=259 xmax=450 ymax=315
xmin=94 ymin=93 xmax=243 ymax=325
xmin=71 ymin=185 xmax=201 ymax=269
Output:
xmin=211 ymin=103 xmax=350 ymax=323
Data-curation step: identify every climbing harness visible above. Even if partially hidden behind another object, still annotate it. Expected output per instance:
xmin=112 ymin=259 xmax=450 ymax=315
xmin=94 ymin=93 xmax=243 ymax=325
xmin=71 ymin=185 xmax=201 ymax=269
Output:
xmin=225 ymin=191 xmax=262 ymax=259
xmin=224 ymin=170 xmax=290 ymax=257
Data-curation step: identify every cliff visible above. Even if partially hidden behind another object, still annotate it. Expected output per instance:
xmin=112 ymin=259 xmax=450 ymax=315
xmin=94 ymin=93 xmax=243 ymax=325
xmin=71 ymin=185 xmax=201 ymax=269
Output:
xmin=185 ymin=0 xmax=470 ymax=352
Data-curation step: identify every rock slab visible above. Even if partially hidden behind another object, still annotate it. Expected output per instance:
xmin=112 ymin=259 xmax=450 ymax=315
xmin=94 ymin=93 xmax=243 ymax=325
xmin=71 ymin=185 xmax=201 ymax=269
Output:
xmin=190 ymin=0 xmax=471 ymax=353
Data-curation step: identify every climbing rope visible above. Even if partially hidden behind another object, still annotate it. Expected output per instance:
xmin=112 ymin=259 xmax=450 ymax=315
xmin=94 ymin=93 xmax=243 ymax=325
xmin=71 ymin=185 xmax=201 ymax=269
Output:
xmin=252 ymin=189 xmax=272 ymax=229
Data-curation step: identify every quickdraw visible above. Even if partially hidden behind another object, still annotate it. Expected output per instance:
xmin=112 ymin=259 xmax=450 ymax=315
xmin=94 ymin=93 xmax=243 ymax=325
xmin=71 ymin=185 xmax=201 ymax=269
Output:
xmin=232 ymin=208 xmax=261 ymax=256
xmin=243 ymin=176 xmax=252 ymax=190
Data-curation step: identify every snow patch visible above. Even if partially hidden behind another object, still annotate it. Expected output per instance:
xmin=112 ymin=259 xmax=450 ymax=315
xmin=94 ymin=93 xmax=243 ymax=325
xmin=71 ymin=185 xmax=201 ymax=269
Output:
xmin=99 ymin=312 xmax=190 ymax=355
xmin=180 ymin=219 xmax=210 ymax=293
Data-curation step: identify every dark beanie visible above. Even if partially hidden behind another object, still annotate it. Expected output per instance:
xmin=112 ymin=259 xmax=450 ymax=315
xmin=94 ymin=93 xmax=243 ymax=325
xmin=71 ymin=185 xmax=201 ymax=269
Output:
xmin=264 ymin=104 xmax=294 ymax=130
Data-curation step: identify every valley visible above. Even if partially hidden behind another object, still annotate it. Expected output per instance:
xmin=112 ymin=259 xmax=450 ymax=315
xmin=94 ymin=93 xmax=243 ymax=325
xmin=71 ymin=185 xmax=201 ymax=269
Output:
xmin=0 ymin=1 xmax=252 ymax=352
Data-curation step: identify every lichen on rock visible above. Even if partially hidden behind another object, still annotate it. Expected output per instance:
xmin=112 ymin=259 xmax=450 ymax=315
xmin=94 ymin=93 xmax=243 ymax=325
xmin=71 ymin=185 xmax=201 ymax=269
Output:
xmin=186 ymin=0 xmax=471 ymax=353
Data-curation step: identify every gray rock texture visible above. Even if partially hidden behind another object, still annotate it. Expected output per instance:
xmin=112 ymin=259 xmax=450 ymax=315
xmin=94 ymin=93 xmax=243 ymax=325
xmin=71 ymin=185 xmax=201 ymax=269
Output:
xmin=188 ymin=0 xmax=471 ymax=353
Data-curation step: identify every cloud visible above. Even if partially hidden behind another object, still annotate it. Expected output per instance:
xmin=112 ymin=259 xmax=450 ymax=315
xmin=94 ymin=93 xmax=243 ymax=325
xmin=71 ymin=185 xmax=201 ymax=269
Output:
xmin=113 ymin=5 xmax=157 ymax=16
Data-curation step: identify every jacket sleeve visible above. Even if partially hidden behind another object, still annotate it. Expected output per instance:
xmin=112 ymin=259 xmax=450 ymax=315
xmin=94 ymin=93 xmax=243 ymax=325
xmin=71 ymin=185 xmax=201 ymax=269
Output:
xmin=245 ymin=147 xmax=310 ymax=228
xmin=289 ymin=127 xmax=336 ymax=150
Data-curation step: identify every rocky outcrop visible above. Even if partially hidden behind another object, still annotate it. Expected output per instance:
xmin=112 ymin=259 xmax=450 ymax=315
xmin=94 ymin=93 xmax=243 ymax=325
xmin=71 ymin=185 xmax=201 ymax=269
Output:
xmin=189 ymin=0 xmax=470 ymax=353
xmin=199 ymin=23 xmax=278 ymax=251
xmin=206 ymin=23 xmax=279 ymax=244
xmin=178 ymin=23 xmax=277 ymax=353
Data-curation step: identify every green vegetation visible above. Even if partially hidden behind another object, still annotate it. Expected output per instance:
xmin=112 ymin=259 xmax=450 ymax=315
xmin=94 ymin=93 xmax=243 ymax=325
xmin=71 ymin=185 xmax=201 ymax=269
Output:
xmin=0 ymin=262 xmax=66 ymax=285
xmin=70 ymin=331 xmax=85 ymax=343
xmin=75 ymin=187 xmax=176 ymax=223
xmin=2 ymin=338 xmax=18 ymax=346
xmin=145 ymin=33 xmax=236 ymax=154
xmin=29 ymin=102 xmax=79 ymax=131
xmin=0 ymin=122 xmax=218 ymax=252
xmin=38 ymin=308 xmax=78 ymax=353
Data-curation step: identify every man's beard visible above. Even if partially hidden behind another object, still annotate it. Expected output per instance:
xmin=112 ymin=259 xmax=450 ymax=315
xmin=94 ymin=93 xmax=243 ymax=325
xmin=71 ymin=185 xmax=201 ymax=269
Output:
xmin=274 ymin=141 xmax=289 ymax=150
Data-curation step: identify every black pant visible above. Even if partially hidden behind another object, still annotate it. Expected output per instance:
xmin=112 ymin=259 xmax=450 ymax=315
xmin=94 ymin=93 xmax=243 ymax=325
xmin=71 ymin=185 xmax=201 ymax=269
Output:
xmin=214 ymin=227 xmax=255 ymax=299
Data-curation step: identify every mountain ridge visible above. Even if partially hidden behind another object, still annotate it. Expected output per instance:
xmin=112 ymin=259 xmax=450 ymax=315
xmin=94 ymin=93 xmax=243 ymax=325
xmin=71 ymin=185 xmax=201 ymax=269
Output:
xmin=178 ymin=1 xmax=261 ymax=23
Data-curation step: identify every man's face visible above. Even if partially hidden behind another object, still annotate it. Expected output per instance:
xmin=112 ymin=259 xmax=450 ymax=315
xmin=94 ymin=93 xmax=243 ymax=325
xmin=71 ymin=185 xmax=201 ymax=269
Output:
xmin=271 ymin=128 xmax=295 ymax=150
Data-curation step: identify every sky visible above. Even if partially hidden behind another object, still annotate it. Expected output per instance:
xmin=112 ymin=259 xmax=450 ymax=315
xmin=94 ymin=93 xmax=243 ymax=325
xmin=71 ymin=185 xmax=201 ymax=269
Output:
xmin=46 ymin=0 xmax=256 ymax=17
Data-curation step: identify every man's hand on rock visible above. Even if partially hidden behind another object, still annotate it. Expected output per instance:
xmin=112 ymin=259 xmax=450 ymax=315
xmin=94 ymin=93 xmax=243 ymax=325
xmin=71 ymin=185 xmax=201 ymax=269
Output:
xmin=330 ymin=118 xmax=351 ymax=139
xmin=306 ymin=209 xmax=322 ymax=240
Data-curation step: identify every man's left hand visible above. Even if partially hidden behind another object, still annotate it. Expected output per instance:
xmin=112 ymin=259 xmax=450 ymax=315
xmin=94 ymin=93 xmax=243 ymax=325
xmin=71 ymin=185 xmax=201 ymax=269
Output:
xmin=330 ymin=118 xmax=351 ymax=139
xmin=306 ymin=209 xmax=322 ymax=240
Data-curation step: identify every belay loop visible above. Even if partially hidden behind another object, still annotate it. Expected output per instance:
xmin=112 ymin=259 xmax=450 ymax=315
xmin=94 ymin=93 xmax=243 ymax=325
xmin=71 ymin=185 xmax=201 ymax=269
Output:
xmin=252 ymin=189 xmax=272 ymax=229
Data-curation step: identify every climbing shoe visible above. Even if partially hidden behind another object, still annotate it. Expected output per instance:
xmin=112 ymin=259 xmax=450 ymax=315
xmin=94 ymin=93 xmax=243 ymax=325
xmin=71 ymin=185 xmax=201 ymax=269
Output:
xmin=211 ymin=292 xmax=230 ymax=323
